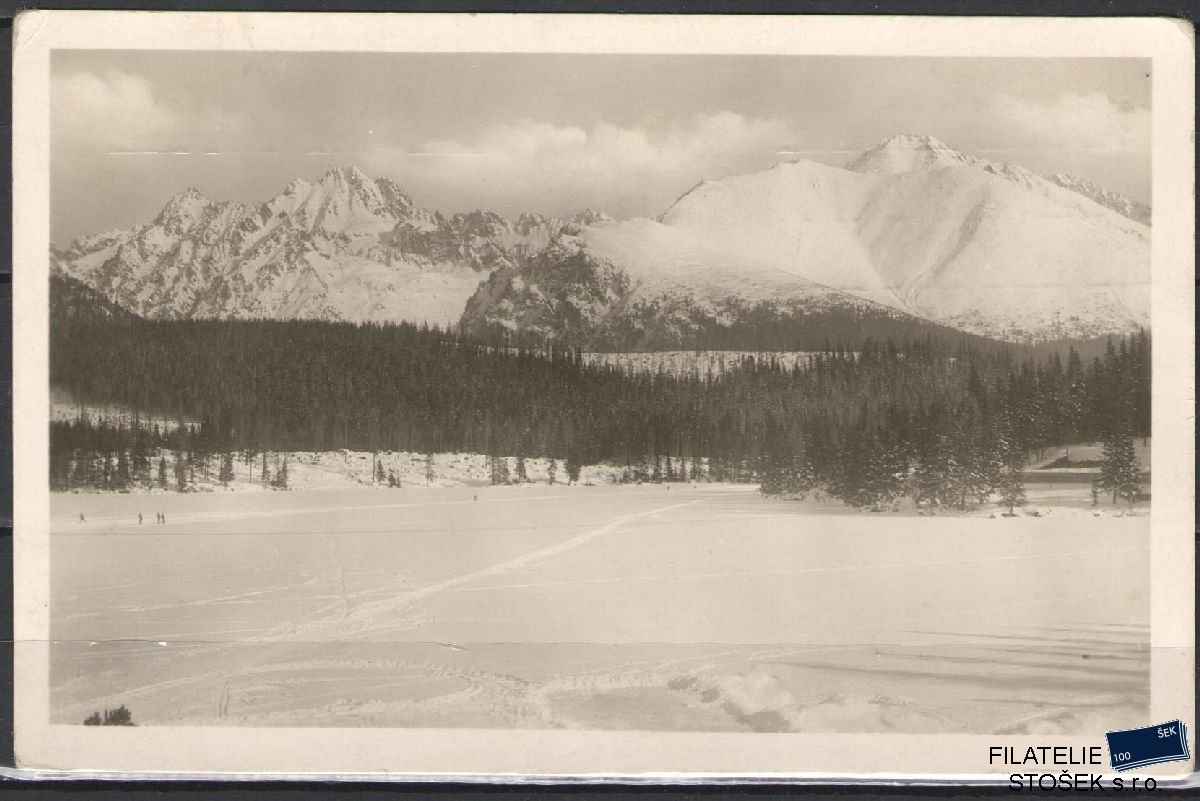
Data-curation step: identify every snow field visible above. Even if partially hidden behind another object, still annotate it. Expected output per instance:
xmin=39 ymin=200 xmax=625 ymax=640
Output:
xmin=51 ymin=483 xmax=1148 ymax=733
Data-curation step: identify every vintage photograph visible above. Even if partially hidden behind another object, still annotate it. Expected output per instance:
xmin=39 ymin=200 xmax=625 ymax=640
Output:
xmin=12 ymin=12 xmax=1194 ymax=779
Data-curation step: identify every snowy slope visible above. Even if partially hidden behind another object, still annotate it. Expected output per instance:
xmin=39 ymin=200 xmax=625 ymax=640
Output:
xmin=651 ymin=137 xmax=1149 ymax=339
xmin=653 ymin=161 xmax=889 ymax=303
xmin=853 ymin=165 xmax=1148 ymax=338
xmin=578 ymin=214 xmax=860 ymax=304
xmin=845 ymin=133 xmax=985 ymax=174
xmin=848 ymin=134 xmax=1151 ymax=224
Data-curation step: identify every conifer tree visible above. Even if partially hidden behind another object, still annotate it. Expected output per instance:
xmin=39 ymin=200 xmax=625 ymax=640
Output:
xmin=274 ymin=457 xmax=290 ymax=490
xmin=218 ymin=452 xmax=235 ymax=486
xmin=864 ymin=441 xmax=908 ymax=510
xmin=130 ymin=426 xmax=150 ymax=486
xmin=1099 ymin=429 xmax=1141 ymax=507
xmin=547 ymin=458 xmax=558 ymax=485
xmin=489 ymin=455 xmax=511 ymax=486
xmin=101 ymin=453 xmax=114 ymax=490
xmin=113 ymin=450 xmax=131 ymax=491
xmin=174 ymin=451 xmax=188 ymax=492
xmin=995 ymin=462 xmax=1026 ymax=516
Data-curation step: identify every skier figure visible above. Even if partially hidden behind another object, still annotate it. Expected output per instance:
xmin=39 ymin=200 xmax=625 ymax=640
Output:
xmin=138 ymin=513 xmax=143 ymax=525
xmin=78 ymin=513 xmax=85 ymax=524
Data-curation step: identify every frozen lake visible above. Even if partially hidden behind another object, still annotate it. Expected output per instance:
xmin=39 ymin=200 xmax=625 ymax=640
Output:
xmin=50 ymin=484 xmax=1149 ymax=733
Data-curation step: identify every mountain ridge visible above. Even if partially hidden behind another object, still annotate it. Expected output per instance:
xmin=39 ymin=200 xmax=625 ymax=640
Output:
xmin=464 ymin=138 xmax=1148 ymax=343
xmin=52 ymin=136 xmax=1150 ymax=343
xmin=51 ymin=165 xmax=611 ymax=327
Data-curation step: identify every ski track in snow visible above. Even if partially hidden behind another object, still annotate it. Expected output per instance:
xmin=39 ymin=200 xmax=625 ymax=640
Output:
xmin=281 ymin=499 xmax=700 ymax=641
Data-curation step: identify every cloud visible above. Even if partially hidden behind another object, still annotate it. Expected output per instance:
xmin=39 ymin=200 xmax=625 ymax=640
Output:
xmin=364 ymin=112 xmax=795 ymax=218
xmin=53 ymin=69 xmax=238 ymax=154
xmin=988 ymin=92 xmax=1150 ymax=152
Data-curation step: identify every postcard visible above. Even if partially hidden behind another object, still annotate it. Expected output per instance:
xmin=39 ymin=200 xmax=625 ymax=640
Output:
xmin=10 ymin=11 xmax=1195 ymax=782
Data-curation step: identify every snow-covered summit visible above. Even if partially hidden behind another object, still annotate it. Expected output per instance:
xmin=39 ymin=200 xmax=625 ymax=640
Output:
xmin=845 ymin=134 xmax=983 ymax=174
xmin=845 ymin=134 xmax=1149 ymax=224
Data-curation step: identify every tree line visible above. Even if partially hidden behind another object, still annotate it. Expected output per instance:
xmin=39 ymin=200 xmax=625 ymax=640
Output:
xmin=50 ymin=275 xmax=1149 ymax=509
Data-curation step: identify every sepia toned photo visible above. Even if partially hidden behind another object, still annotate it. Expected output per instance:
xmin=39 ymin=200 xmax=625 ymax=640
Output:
xmin=11 ymin=12 xmax=1195 ymax=780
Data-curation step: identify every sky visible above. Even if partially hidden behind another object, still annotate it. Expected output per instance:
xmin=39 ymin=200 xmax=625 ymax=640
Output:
xmin=51 ymin=52 xmax=1151 ymax=244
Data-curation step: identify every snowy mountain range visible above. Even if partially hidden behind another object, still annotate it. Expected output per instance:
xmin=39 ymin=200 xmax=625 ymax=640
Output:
xmin=52 ymin=135 xmax=1150 ymax=343
xmin=51 ymin=165 xmax=610 ymax=327
xmin=464 ymin=135 xmax=1150 ymax=343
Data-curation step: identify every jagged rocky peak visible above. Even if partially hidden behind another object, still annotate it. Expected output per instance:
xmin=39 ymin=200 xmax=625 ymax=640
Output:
xmin=50 ymin=160 xmax=622 ymax=329
xmin=515 ymin=212 xmax=552 ymax=233
xmin=317 ymin=165 xmax=377 ymax=201
xmin=154 ymin=186 xmax=215 ymax=231
xmin=319 ymin=165 xmax=378 ymax=194
xmin=273 ymin=165 xmax=416 ymax=234
xmin=845 ymin=133 xmax=981 ymax=174
xmin=452 ymin=209 xmax=511 ymax=237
